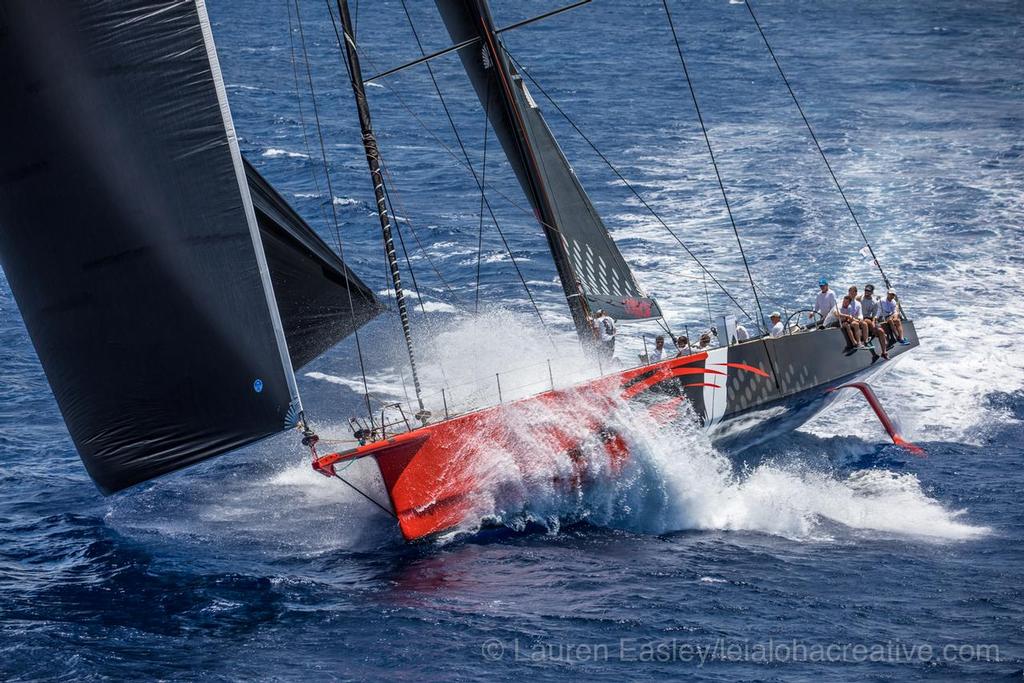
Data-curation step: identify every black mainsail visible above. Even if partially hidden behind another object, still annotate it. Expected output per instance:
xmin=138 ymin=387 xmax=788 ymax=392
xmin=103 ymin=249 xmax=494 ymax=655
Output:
xmin=435 ymin=0 xmax=662 ymax=338
xmin=0 ymin=1 xmax=378 ymax=493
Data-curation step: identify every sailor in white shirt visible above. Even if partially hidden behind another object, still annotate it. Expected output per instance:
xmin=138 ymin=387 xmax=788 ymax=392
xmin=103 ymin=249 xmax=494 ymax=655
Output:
xmin=649 ymin=335 xmax=667 ymax=363
xmin=769 ymin=311 xmax=784 ymax=338
xmin=812 ymin=277 xmax=840 ymax=327
xmin=847 ymin=285 xmax=871 ymax=344
xmin=675 ymin=335 xmax=691 ymax=357
xmin=839 ymin=293 xmax=867 ymax=348
xmin=881 ymin=288 xmax=909 ymax=344
xmin=860 ymin=284 xmax=889 ymax=358
xmin=734 ymin=324 xmax=750 ymax=342
xmin=592 ymin=308 xmax=616 ymax=359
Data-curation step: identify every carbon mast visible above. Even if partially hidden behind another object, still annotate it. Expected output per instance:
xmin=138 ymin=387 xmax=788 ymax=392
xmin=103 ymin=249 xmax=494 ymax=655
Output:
xmin=467 ymin=0 xmax=596 ymax=345
xmin=336 ymin=0 xmax=426 ymax=417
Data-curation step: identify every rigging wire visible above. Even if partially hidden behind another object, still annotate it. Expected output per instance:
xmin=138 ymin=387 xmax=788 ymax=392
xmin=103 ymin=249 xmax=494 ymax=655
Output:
xmin=323 ymin=1 xmax=464 ymax=307
xmin=380 ymin=168 xmax=454 ymax=390
xmin=744 ymin=0 xmax=896 ymax=297
xmin=504 ymin=50 xmax=755 ymax=324
xmin=289 ymin=0 xmax=374 ymax=423
xmin=661 ymin=0 xmax=780 ymax=389
xmin=330 ymin=472 xmax=397 ymax=519
xmin=396 ymin=0 xmax=556 ymax=343
xmin=702 ymin=271 xmax=713 ymax=330
xmin=661 ymin=0 xmax=767 ymax=332
xmin=378 ymin=161 xmax=464 ymax=307
xmin=475 ymin=81 xmax=492 ymax=315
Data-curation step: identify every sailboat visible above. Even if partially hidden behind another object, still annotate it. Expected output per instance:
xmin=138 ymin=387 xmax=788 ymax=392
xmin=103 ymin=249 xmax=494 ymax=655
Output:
xmin=0 ymin=0 xmax=919 ymax=542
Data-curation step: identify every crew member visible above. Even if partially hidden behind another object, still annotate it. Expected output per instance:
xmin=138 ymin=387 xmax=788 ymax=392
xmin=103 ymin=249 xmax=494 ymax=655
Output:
xmin=880 ymin=289 xmax=910 ymax=345
xmin=812 ymin=277 xmax=839 ymax=327
xmin=675 ymin=335 xmax=691 ymax=356
xmin=847 ymin=285 xmax=870 ymax=344
xmin=861 ymin=284 xmax=889 ymax=359
xmin=769 ymin=311 xmax=784 ymax=338
xmin=839 ymin=294 xmax=865 ymax=348
xmin=592 ymin=308 xmax=616 ymax=359
xmin=649 ymin=335 xmax=667 ymax=363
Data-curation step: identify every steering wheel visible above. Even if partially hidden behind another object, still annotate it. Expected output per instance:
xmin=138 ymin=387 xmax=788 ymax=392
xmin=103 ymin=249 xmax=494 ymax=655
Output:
xmin=786 ymin=309 xmax=819 ymax=332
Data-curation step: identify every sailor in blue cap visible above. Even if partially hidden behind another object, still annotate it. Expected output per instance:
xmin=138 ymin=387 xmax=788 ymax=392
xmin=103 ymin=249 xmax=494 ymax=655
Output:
xmin=812 ymin=277 xmax=839 ymax=327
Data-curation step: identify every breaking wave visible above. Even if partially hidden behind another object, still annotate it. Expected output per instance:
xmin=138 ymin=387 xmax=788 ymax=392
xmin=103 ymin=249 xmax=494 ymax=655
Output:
xmin=434 ymin=385 xmax=987 ymax=543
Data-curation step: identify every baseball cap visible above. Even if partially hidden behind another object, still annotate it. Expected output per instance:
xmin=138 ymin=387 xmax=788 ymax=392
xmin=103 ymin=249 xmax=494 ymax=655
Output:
xmin=818 ymin=277 xmax=828 ymax=286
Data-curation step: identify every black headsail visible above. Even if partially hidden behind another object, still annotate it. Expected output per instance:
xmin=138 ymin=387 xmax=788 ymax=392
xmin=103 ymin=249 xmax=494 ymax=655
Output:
xmin=434 ymin=0 xmax=662 ymax=339
xmin=0 ymin=1 xmax=376 ymax=493
xmin=246 ymin=159 xmax=380 ymax=370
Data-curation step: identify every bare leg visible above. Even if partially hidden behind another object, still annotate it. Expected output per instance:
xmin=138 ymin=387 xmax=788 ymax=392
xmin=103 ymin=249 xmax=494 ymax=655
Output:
xmin=841 ymin=322 xmax=856 ymax=347
xmin=860 ymin=320 xmax=870 ymax=345
xmin=875 ymin=323 xmax=888 ymax=356
xmin=893 ymin=317 xmax=905 ymax=341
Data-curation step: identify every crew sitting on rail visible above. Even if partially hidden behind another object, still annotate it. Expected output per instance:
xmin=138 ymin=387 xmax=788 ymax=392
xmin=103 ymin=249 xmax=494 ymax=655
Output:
xmin=839 ymin=293 xmax=867 ymax=349
xmin=812 ymin=277 xmax=840 ymax=327
xmin=860 ymin=284 xmax=890 ymax=359
xmin=675 ymin=335 xmax=691 ymax=356
xmin=881 ymin=289 xmax=910 ymax=345
xmin=592 ymin=308 xmax=616 ymax=359
xmin=734 ymin=324 xmax=750 ymax=342
xmin=649 ymin=335 xmax=667 ymax=362
xmin=696 ymin=332 xmax=714 ymax=351
xmin=769 ymin=311 xmax=784 ymax=337
xmin=847 ymin=286 xmax=871 ymax=344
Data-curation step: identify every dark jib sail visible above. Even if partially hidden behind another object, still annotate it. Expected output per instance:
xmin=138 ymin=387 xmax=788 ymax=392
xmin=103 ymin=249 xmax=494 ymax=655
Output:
xmin=435 ymin=0 xmax=661 ymax=324
xmin=246 ymin=159 xmax=380 ymax=370
xmin=0 ymin=1 xmax=354 ymax=493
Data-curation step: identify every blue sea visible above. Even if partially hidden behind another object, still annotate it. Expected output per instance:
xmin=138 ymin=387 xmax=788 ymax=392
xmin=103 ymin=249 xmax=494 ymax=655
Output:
xmin=1 ymin=0 xmax=1022 ymax=680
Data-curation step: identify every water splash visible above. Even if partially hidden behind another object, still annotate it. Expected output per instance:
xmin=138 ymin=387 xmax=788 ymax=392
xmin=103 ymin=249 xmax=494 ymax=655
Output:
xmin=426 ymin=378 xmax=987 ymax=543
xmin=300 ymin=309 xmax=987 ymax=544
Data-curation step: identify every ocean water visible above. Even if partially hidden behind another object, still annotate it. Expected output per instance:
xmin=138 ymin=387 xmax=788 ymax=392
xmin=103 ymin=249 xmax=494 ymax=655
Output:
xmin=1 ymin=0 xmax=1022 ymax=680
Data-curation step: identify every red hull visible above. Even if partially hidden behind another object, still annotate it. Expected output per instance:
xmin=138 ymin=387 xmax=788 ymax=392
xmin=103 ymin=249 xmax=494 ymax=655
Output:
xmin=317 ymin=354 xmax=722 ymax=541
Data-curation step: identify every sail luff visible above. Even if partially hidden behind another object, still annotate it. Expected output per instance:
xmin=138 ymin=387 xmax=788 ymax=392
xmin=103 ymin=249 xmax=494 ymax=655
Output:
xmin=195 ymin=0 xmax=302 ymax=420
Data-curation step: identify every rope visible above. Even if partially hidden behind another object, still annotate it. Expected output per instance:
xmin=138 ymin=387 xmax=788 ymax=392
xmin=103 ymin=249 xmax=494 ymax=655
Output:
xmin=661 ymin=1 xmax=780 ymax=389
xmin=290 ymin=0 xmax=374 ymax=423
xmin=505 ymin=50 xmax=756 ymax=323
xmin=377 ymin=159 xmax=464 ymax=308
xmin=396 ymin=0 xmax=555 ymax=343
xmin=661 ymin=0 xmax=767 ymax=332
xmin=327 ymin=0 xmax=426 ymax=412
xmin=744 ymin=0 xmax=896 ymax=296
xmin=331 ymin=472 xmax=397 ymax=519
xmin=380 ymin=171 xmax=453 ymax=390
